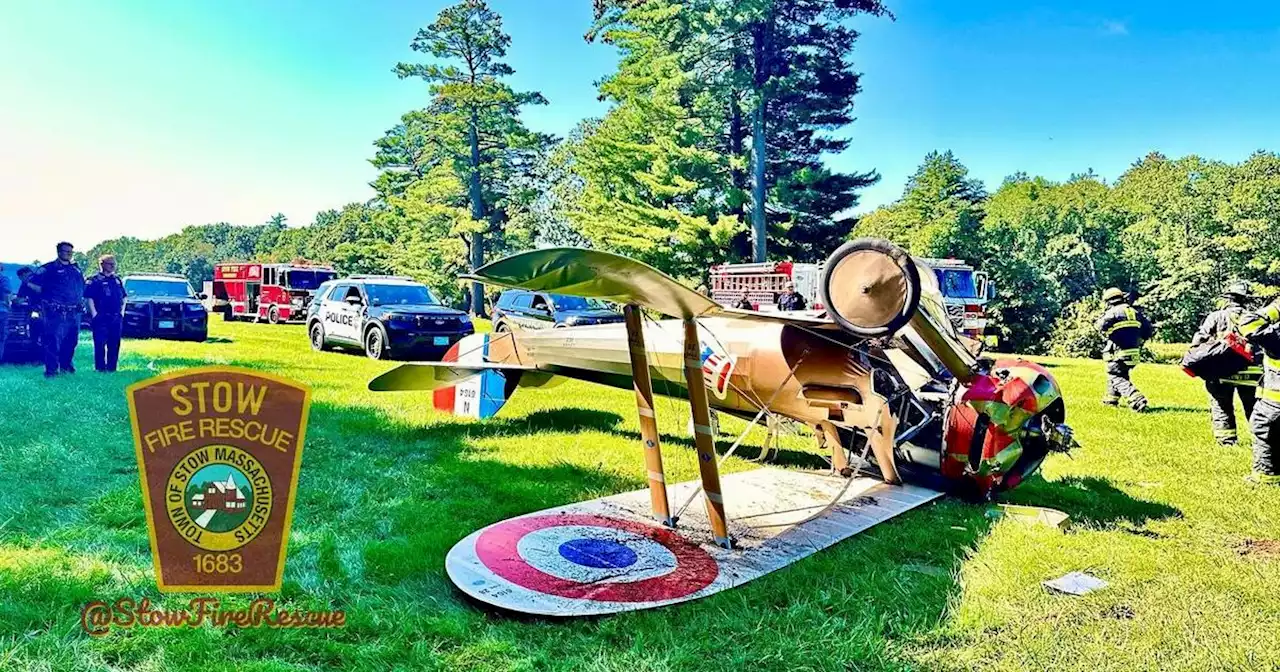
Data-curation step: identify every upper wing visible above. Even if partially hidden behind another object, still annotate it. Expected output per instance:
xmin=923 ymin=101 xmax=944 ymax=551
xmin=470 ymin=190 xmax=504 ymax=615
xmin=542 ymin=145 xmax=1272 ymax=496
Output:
xmin=467 ymin=247 xmax=838 ymax=329
xmin=465 ymin=247 xmax=716 ymax=318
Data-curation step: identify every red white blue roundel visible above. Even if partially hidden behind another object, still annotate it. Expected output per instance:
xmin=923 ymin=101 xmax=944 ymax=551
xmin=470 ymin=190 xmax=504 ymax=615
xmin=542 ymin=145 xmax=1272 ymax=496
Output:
xmin=450 ymin=513 xmax=719 ymax=610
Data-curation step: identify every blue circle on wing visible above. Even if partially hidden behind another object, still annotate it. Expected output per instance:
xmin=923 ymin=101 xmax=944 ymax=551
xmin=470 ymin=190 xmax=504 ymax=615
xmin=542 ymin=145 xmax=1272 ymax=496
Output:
xmin=557 ymin=538 xmax=639 ymax=569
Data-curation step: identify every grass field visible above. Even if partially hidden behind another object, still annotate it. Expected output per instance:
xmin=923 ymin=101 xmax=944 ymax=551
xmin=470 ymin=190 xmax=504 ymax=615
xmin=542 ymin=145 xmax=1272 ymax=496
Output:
xmin=2 ymin=320 xmax=1279 ymax=671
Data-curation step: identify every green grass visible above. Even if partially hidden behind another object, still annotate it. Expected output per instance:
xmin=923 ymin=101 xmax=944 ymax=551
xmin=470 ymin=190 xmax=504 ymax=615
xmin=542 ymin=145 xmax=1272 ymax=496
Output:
xmin=1 ymin=321 xmax=1278 ymax=671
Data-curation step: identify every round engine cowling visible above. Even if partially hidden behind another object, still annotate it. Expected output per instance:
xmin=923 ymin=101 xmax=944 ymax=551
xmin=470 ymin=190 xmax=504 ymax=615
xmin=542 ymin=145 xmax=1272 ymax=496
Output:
xmin=820 ymin=238 xmax=922 ymax=338
xmin=943 ymin=358 xmax=1071 ymax=498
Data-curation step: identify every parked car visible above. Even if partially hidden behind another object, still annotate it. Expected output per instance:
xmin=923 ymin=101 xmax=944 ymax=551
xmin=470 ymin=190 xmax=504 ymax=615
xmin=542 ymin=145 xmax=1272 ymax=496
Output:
xmin=1 ymin=263 xmax=41 ymax=364
xmin=121 ymin=274 xmax=209 ymax=341
xmin=306 ymin=276 xmax=474 ymax=360
xmin=491 ymin=290 xmax=623 ymax=332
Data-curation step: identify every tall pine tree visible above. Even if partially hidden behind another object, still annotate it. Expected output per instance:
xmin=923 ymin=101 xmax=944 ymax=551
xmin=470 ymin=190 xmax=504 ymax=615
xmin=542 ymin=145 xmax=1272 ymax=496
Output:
xmin=390 ymin=0 xmax=549 ymax=315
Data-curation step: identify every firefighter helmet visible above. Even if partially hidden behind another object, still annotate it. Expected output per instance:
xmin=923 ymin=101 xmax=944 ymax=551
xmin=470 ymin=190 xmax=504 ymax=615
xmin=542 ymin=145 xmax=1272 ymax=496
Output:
xmin=1222 ymin=281 xmax=1252 ymax=300
xmin=1102 ymin=287 xmax=1126 ymax=304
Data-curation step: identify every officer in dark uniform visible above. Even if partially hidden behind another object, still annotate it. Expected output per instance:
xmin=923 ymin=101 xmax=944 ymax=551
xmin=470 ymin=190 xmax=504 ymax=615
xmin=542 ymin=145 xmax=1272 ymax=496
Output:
xmin=84 ymin=254 xmax=127 ymax=372
xmin=776 ymin=282 xmax=807 ymax=312
xmin=0 ymin=263 xmax=11 ymax=363
xmin=27 ymin=241 xmax=86 ymax=377
xmin=1191 ymin=281 xmax=1262 ymax=445
xmin=16 ymin=267 xmax=37 ymax=300
xmin=1240 ymin=299 xmax=1280 ymax=485
xmin=1096 ymin=287 xmax=1153 ymax=412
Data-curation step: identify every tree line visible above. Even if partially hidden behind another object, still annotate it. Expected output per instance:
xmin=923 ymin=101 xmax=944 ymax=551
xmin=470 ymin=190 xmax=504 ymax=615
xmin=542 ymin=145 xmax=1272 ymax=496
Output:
xmin=76 ymin=0 xmax=1280 ymax=354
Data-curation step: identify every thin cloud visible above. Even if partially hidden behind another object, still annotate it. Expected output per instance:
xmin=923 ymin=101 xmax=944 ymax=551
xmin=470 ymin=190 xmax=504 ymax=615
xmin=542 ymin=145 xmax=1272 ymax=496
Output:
xmin=1102 ymin=20 xmax=1129 ymax=36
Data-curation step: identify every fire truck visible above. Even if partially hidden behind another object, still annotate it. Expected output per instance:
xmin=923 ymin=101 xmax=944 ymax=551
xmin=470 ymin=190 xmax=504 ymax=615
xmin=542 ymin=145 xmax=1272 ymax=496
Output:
xmin=915 ymin=257 xmax=993 ymax=340
xmin=708 ymin=256 xmax=994 ymax=340
xmin=212 ymin=262 xmax=338 ymax=324
xmin=708 ymin=261 xmax=825 ymax=316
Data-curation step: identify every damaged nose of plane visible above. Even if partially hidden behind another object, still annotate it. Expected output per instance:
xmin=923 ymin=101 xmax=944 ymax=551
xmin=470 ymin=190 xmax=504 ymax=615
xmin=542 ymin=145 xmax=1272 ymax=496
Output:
xmin=821 ymin=237 xmax=922 ymax=338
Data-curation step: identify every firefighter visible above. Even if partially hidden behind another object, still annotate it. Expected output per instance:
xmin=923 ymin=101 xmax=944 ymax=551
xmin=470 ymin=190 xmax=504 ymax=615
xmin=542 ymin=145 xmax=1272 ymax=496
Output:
xmin=1191 ymin=281 xmax=1262 ymax=445
xmin=1239 ymin=298 xmax=1280 ymax=485
xmin=1096 ymin=287 xmax=1153 ymax=411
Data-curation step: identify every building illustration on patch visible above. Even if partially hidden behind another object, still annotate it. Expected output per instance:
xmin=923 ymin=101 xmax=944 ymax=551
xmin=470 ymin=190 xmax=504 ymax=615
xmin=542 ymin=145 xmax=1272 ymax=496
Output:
xmin=190 ymin=474 xmax=247 ymax=514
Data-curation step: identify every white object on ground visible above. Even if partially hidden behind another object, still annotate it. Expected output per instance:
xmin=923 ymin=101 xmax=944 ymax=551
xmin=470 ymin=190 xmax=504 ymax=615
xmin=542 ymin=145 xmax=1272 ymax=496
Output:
xmin=1043 ymin=571 xmax=1108 ymax=595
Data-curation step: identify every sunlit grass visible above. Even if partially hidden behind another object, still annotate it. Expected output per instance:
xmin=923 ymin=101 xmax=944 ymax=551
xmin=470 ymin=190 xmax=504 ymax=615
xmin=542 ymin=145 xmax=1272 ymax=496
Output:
xmin=1 ymin=322 xmax=1278 ymax=670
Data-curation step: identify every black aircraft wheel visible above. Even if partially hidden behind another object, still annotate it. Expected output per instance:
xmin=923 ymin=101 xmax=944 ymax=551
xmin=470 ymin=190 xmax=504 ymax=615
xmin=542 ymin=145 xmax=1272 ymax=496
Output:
xmin=820 ymin=237 xmax=922 ymax=338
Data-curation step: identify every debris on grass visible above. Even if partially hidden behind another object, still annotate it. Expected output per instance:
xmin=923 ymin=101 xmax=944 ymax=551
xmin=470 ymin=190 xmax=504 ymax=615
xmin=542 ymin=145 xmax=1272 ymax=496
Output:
xmin=988 ymin=504 xmax=1070 ymax=529
xmin=1234 ymin=538 xmax=1280 ymax=559
xmin=1103 ymin=604 xmax=1136 ymax=620
xmin=1043 ymin=571 xmax=1108 ymax=596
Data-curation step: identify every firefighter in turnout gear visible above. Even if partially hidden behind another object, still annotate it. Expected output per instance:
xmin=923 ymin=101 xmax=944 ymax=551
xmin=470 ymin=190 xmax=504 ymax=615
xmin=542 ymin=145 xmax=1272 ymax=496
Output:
xmin=1239 ymin=298 xmax=1280 ymax=485
xmin=1096 ymin=287 xmax=1153 ymax=411
xmin=1191 ymin=281 xmax=1263 ymax=445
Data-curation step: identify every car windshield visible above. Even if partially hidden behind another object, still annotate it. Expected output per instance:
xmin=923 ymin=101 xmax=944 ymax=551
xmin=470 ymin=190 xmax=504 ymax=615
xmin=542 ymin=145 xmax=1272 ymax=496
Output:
xmin=366 ymin=283 xmax=439 ymax=307
xmin=124 ymin=278 xmax=195 ymax=298
xmin=934 ymin=270 xmax=978 ymax=299
xmin=551 ymin=295 xmax=610 ymax=311
xmin=285 ymin=269 xmax=337 ymax=290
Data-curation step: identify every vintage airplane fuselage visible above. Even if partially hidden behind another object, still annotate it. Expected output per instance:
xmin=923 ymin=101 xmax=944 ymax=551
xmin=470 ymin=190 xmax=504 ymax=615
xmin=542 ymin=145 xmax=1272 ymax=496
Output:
xmin=504 ymin=317 xmax=871 ymax=427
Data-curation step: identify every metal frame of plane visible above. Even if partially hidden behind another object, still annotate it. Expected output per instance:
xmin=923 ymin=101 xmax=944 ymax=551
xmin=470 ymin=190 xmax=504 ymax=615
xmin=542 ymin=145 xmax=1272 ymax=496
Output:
xmin=370 ymin=238 xmax=1078 ymax=551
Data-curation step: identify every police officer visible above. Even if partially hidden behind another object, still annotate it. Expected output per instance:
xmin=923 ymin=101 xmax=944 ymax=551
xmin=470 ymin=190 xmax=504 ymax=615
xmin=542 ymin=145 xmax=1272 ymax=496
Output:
xmin=1096 ymin=287 xmax=1153 ymax=412
xmin=0 ymin=263 xmax=11 ymax=363
xmin=1240 ymin=299 xmax=1280 ymax=485
xmin=84 ymin=254 xmax=127 ymax=372
xmin=16 ymin=267 xmax=37 ymax=301
xmin=27 ymin=241 xmax=86 ymax=378
xmin=1191 ymin=281 xmax=1262 ymax=445
xmin=777 ymin=282 xmax=807 ymax=312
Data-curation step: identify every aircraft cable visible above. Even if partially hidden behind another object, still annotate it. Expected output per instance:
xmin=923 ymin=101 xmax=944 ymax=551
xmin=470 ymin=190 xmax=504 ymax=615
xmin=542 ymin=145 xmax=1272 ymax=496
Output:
xmin=670 ymin=346 xmax=809 ymax=522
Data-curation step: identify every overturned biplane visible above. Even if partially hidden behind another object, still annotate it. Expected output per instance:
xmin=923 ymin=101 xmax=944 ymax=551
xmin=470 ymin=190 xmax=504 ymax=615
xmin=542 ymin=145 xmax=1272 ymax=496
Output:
xmin=369 ymin=238 xmax=1077 ymax=616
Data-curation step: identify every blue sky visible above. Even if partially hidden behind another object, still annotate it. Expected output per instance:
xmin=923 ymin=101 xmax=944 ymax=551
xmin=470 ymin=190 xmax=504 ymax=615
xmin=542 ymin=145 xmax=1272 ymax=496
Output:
xmin=2 ymin=0 xmax=1278 ymax=263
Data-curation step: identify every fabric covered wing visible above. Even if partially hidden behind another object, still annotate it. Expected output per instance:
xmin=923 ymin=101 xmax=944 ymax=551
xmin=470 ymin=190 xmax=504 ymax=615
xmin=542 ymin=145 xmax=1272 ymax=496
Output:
xmin=467 ymin=247 xmax=837 ymax=330
xmin=368 ymin=361 xmax=533 ymax=392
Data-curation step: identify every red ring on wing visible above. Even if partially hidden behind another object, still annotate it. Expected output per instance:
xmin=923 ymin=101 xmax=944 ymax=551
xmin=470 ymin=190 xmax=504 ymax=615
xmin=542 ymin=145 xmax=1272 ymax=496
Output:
xmin=474 ymin=514 xmax=719 ymax=602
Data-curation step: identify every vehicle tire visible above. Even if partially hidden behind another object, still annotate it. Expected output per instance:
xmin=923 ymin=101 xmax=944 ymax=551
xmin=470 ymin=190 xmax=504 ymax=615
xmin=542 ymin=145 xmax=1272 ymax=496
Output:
xmin=820 ymin=237 xmax=922 ymax=338
xmin=309 ymin=322 xmax=329 ymax=352
xmin=268 ymin=305 xmax=281 ymax=325
xmin=365 ymin=325 xmax=390 ymax=360
xmin=494 ymin=321 xmax=510 ymax=334
xmin=221 ymin=307 xmax=235 ymax=322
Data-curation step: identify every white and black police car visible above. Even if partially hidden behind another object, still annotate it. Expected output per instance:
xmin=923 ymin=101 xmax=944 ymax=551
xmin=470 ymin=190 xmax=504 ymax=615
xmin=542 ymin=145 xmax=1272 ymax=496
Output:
xmin=307 ymin=275 xmax=474 ymax=360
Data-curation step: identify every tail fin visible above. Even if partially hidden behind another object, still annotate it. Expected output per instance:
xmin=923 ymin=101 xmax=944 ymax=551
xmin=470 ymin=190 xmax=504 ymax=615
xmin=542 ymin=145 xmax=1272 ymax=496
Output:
xmin=369 ymin=333 xmax=533 ymax=419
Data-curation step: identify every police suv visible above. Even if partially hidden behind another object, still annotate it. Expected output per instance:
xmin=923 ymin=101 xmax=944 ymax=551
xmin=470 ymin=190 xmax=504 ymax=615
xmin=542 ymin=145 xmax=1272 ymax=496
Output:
xmin=121 ymin=273 xmax=209 ymax=342
xmin=307 ymin=275 xmax=474 ymax=360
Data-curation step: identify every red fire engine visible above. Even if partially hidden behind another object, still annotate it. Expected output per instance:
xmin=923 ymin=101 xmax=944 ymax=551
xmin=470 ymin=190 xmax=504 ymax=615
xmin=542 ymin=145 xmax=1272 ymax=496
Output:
xmin=708 ymin=261 xmax=825 ymax=314
xmin=212 ymin=262 xmax=338 ymax=324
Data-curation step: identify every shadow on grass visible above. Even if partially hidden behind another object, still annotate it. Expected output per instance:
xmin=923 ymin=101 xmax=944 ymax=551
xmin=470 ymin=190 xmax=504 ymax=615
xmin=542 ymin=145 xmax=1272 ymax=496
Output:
xmin=1143 ymin=405 xmax=1204 ymax=414
xmin=1001 ymin=474 xmax=1181 ymax=528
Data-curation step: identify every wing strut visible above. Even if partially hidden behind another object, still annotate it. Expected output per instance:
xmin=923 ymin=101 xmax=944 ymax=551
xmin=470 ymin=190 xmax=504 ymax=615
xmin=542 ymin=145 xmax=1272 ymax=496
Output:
xmin=682 ymin=317 xmax=732 ymax=549
xmin=623 ymin=305 xmax=674 ymax=527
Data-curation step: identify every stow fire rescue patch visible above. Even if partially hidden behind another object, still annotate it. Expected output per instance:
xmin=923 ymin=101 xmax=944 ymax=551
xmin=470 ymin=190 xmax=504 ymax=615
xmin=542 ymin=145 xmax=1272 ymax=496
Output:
xmin=126 ymin=367 xmax=311 ymax=592
xmin=433 ymin=333 xmax=510 ymax=418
